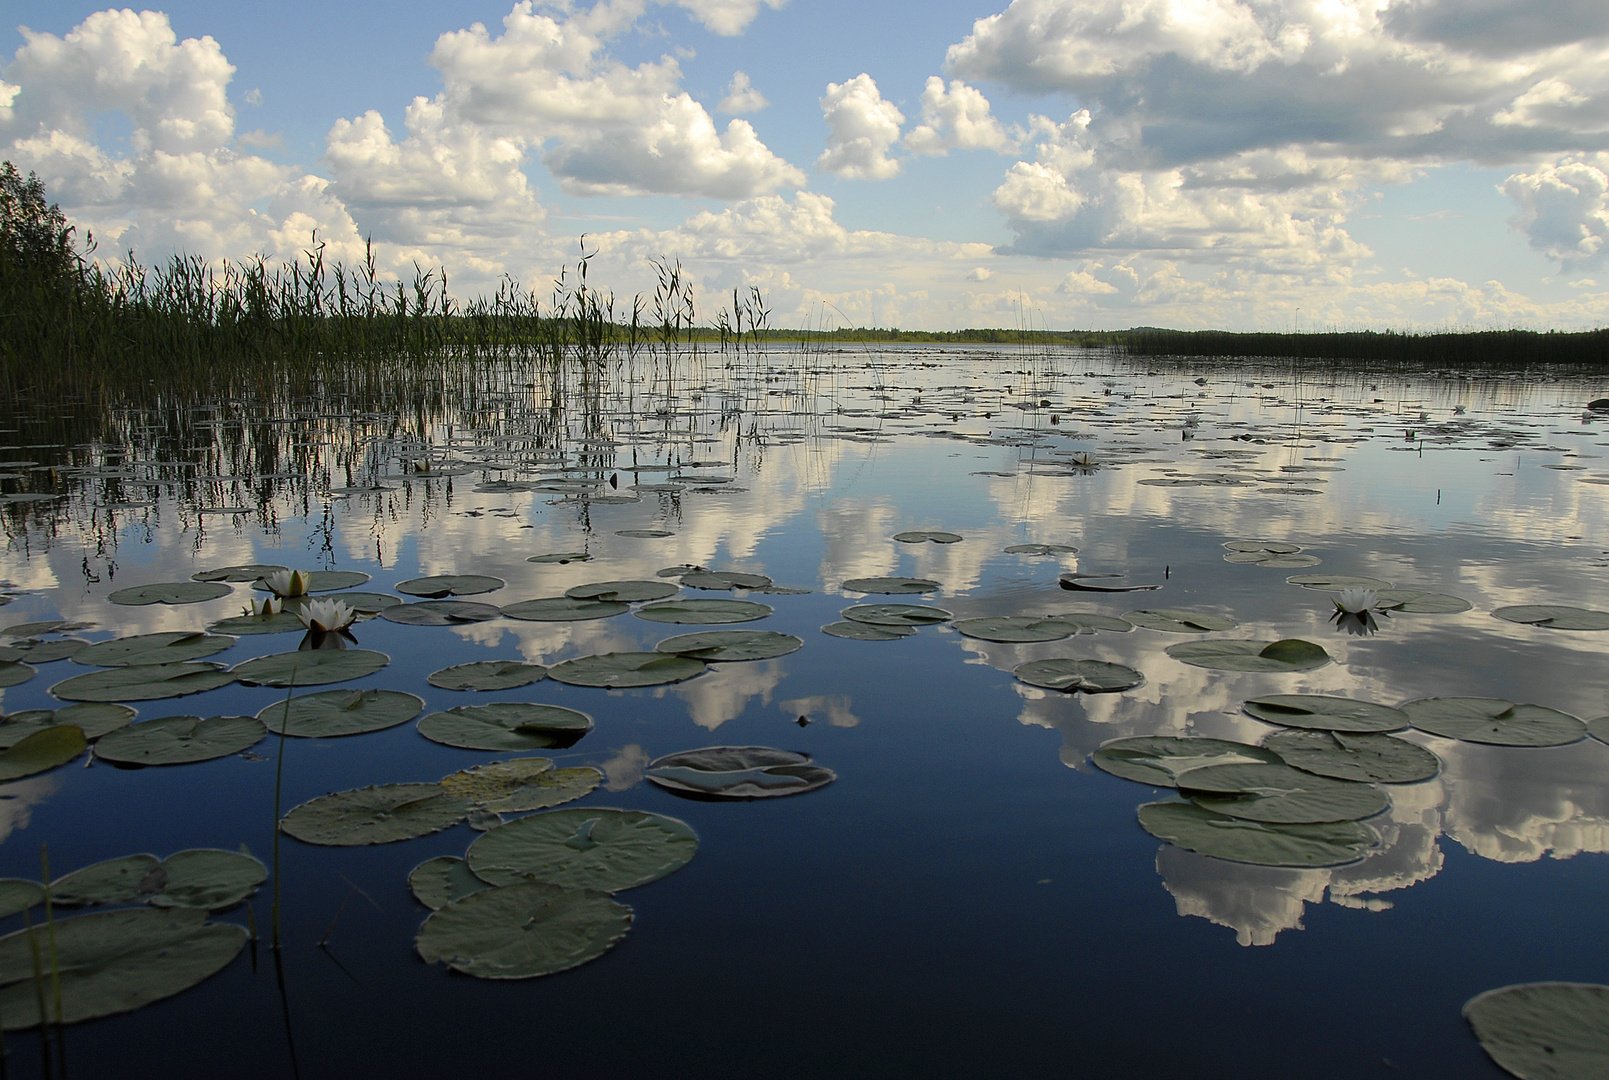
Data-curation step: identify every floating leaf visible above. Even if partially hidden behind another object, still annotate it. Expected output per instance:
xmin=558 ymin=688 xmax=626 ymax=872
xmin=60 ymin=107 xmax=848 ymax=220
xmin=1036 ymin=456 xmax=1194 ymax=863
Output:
xmin=1013 ymin=658 xmax=1145 ymax=693
xmin=654 ymin=631 xmax=803 ymax=661
xmin=0 ymin=638 xmax=86 ymax=664
xmin=564 ymin=580 xmax=680 ymax=603
xmin=231 ymin=649 xmax=388 ymax=687
xmin=192 ymin=564 xmax=287 ymax=583
xmin=681 ymin=571 xmax=773 ymax=590
xmin=1003 ymin=543 xmax=1078 ymax=555
xmin=51 ymin=662 xmax=236 ymax=702
xmin=440 ymin=758 xmax=601 ymax=813
xmin=842 ymin=604 xmax=952 ymax=627
xmin=528 ymin=552 xmax=590 ymax=564
xmin=1589 ymin=715 xmax=1609 ymax=746
xmin=428 ymin=661 xmax=548 ymax=691
xmin=1165 ymin=639 xmax=1331 ymax=673
xmin=415 ymin=881 xmax=631 ymax=979
xmin=1262 ymin=729 xmax=1440 ymax=784
xmin=500 ymin=597 xmax=627 ymax=622
xmin=314 ymin=592 xmax=402 ymax=614
xmin=207 ymin=611 xmax=309 ymax=636
xmin=1464 ymin=982 xmax=1609 ymax=1080
xmin=381 ymin=600 xmax=503 ymax=625
xmin=466 ymin=807 xmax=698 ymax=892
xmin=615 ymin=529 xmax=673 ymax=538
xmin=0 ymin=881 xmax=41 ymax=920
xmin=1123 ymin=609 xmax=1238 ymax=633
xmin=893 ymin=530 xmax=962 ymax=544
xmin=1136 ymin=801 xmax=1376 ymax=868
xmin=257 ymin=689 xmax=424 ymax=737
xmin=418 ymin=703 xmax=593 ymax=751
xmin=251 ymin=570 xmax=370 ymax=594
xmin=820 ymin=621 xmax=913 ymax=640
xmin=1242 ymin=695 xmax=1409 ymax=733
xmin=1401 ymin=698 xmax=1585 ymax=746
xmin=646 ymin=747 xmax=835 ymax=799
xmin=1180 ymin=762 xmax=1391 ymax=823
xmin=145 ymin=850 xmax=266 ymax=910
xmin=1092 ymin=736 xmax=1283 ymax=787
xmin=634 ymin=600 xmax=772 ymax=625
xmin=280 ymin=783 xmax=472 ymax=845
xmin=1050 ymin=613 xmax=1136 ymax=634
xmin=50 ymin=855 xmax=160 ymax=907
xmin=1058 ymin=574 xmax=1160 ymax=593
xmin=0 ymin=662 xmax=34 ymax=688
xmin=93 ymin=715 xmax=264 ymax=766
xmin=548 ymin=652 xmax=707 ymax=687
xmin=1492 ymin=605 xmax=1609 ymax=631
xmin=73 ymin=632 xmax=235 ymax=668
xmin=0 ymin=725 xmax=86 ymax=779
xmin=841 ymin=577 xmax=940 ymax=595
xmin=1285 ymin=574 xmax=1393 ymax=591
xmin=0 ymin=704 xmax=130 ymax=747
xmin=1374 ymin=589 xmax=1472 ymax=614
xmin=409 ymin=856 xmax=490 ymax=910
xmin=1223 ymin=540 xmax=1303 ymax=554
xmin=395 ymin=574 xmax=504 ymax=598
xmin=952 ymin=616 xmax=1075 ymax=643
xmin=108 ymin=581 xmax=233 ymax=606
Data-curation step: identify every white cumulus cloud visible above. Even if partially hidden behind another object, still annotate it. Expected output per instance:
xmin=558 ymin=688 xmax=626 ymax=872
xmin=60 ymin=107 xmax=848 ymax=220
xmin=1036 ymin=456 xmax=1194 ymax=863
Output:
xmin=1501 ymin=154 xmax=1609 ymax=266
xmin=904 ymin=77 xmax=1016 ymax=156
xmin=816 ymin=73 xmax=905 ymax=180
xmin=717 ymin=71 xmax=768 ymax=114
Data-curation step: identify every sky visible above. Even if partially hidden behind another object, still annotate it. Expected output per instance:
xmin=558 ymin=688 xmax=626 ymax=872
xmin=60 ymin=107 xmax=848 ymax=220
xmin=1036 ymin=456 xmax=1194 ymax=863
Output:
xmin=2 ymin=0 xmax=1608 ymax=332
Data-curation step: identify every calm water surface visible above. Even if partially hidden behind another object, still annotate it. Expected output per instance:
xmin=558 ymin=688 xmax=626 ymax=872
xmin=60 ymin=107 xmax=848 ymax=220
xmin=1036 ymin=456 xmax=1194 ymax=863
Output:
xmin=1 ymin=345 xmax=1607 ymax=1078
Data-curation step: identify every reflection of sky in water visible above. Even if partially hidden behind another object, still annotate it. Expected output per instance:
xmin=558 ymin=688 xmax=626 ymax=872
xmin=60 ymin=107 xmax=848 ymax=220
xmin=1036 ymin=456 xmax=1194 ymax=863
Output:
xmin=2 ymin=347 xmax=1609 ymax=1073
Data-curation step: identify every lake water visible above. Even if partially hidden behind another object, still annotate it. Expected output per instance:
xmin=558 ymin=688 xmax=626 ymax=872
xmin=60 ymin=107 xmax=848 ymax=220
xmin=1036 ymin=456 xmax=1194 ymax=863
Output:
xmin=1 ymin=344 xmax=1607 ymax=1078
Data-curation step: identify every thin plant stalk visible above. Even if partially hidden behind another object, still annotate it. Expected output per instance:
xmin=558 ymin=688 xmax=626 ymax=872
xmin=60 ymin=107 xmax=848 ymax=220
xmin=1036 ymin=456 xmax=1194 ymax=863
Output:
xmin=38 ymin=847 xmax=63 ymax=1070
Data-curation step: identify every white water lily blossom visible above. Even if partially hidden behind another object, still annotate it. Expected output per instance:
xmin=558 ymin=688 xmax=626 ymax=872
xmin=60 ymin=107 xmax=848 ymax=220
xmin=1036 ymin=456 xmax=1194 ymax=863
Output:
xmin=264 ymin=569 xmax=311 ymax=598
xmin=297 ymin=598 xmax=355 ymax=633
xmin=244 ymin=596 xmax=282 ymax=617
xmin=1333 ymin=588 xmax=1379 ymax=615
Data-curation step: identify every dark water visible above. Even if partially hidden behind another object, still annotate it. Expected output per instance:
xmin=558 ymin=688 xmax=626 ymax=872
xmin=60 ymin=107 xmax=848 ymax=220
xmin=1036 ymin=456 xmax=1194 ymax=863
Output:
xmin=1 ymin=345 xmax=1607 ymax=1077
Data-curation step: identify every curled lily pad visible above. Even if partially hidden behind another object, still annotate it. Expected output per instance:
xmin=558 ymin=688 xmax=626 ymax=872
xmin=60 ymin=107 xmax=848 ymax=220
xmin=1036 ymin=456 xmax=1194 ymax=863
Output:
xmin=654 ymin=631 xmax=803 ymax=661
xmin=527 ymin=552 xmax=590 ymax=564
xmin=1003 ymin=543 xmax=1078 ymax=555
xmin=953 ymin=616 xmax=1075 ymax=643
xmin=842 ymin=604 xmax=952 ymax=627
xmin=1123 ymin=609 xmax=1238 ymax=633
xmin=1166 ymin=639 xmax=1331 ymax=673
xmin=396 ymin=574 xmax=504 ymax=598
xmin=381 ymin=600 xmax=503 ymax=625
xmin=0 ymin=704 xmax=135 ymax=748
xmin=279 ymin=783 xmax=472 ymax=846
xmin=1401 ymin=698 xmax=1586 ymax=746
xmin=0 ymin=662 xmax=34 ymax=688
xmin=1493 ymin=605 xmax=1609 ymax=631
xmin=821 ymin=621 xmax=913 ymax=640
xmin=1013 ymin=658 xmax=1145 ymax=693
xmin=0 ymin=638 xmax=86 ymax=664
xmin=647 ymin=747 xmax=835 ymax=799
xmin=841 ymin=577 xmax=940 ymax=595
xmin=1464 ymin=982 xmax=1609 ymax=1080
xmin=1137 ymin=801 xmax=1377 ymax=868
xmin=418 ymin=703 xmax=593 ymax=751
xmin=415 ymin=881 xmax=632 ymax=979
xmin=549 ymin=652 xmax=707 ymax=687
xmin=1092 ymin=736 xmax=1284 ymax=787
xmin=192 ymin=564 xmax=287 ymax=583
xmin=466 ymin=807 xmax=698 ymax=892
xmin=428 ymin=661 xmax=548 ymax=691
xmin=251 ymin=570 xmax=370 ymax=594
xmin=634 ymin=600 xmax=772 ymax=625
xmin=1057 ymin=574 xmax=1160 ymax=593
xmin=0 ymin=726 xmax=87 ymax=780
xmin=1375 ymin=589 xmax=1472 ymax=614
xmin=681 ymin=571 xmax=773 ymax=591
xmin=409 ymin=856 xmax=490 ymax=910
xmin=51 ymin=662 xmax=236 ymax=702
xmin=73 ymin=632 xmax=235 ymax=668
xmin=893 ymin=530 xmax=962 ymax=544
xmin=231 ymin=649 xmax=389 ymax=687
xmin=0 ymin=881 xmax=41 ymax=920
xmin=1179 ymin=762 xmax=1391 ymax=823
xmin=440 ymin=758 xmax=602 ymax=814
xmin=0 ymin=907 xmax=246 ymax=1029
xmin=257 ymin=689 xmax=424 ymax=738
xmin=108 ymin=581 xmax=233 ymax=606
xmin=93 ymin=715 xmax=264 ymax=766
xmin=500 ymin=597 xmax=627 ymax=622
xmin=1285 ymin=574 xmax=1393 ymax=592
xmin=1243 ymin=695 xmax=1409 ymax=733
xmin=1262 ymin=729 xmax=1440 ymax=784
xmin=565 ymin=580 xmax=679 ymax=602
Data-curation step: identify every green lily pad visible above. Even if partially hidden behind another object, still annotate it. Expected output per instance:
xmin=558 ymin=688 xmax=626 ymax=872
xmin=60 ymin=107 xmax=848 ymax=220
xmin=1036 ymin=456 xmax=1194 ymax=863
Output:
xmin=893 ymin=530 xmax=962 ymax=544
xmin=52 ymin=854 xmax=162 ymax=906
xmin=231 ymin=649 xmax=389 ymax=687
xmin=257 ymin=689 xmax=424 ymax=737
xmin=466 ymin=807 xmax=698 ymax=892
xmin=1464 ymin=982 xmax=1609 ymax=1080
xmin=108 ymin=581 xmax=233 ymax=606
xmin=0 ymin=704 xmax=135 ymax=748
xmin=842 ymin=604 xmax=953 ymax=627
xmin=380 ymin=600 xmax=503 ymax=625
xmin=953 ymin=616 xmax=1075 ymax=643
xmin=312 ymin=592 xmax=401 ymax=614
xmin=646 ymin=747 xmax=835 ymax=799
xmin=1058 ymin=574 xmax=1161 ymax=593
xmin=1262 ymin=729 xmax=1440 ymax=784
xmin=280 ymin=783 xmax=473 ymax=845
xmin=654 ymin=631 xmax=803 ymax=661
xmin=527 ymin=552 xmax=590 ymax=564
xmin=1003 ymin=543 xmax=1078 ymax=555
xmin=418 ymin=703 xmax=594 ymax=751
xmin=0 ymin=907 xmax=246 ymax=1028
xmin=250 ymin=570 xmax=370 ymax=594
xmin=1179 ymin=762 xmax=1391 ymax=823
xmin=841 ymin=577 xmax=940 ymax=595
xmin=548 ymin=652 xmax=707 ymax=687
xmin=73 ymin=632 xmax=235 ymax=668
xmin=428 ymin=661 xmax=548 ymax=691
xmin=1123 ymin=609 xmax=1238 ymax=633
xmin=680 ymin=571 xmax=773 ymax=591
xmin=192 ymin=564 xmax=287 ymax=583
xmin=565 ymin=580 xmax=679 ymax=602
xmin=1049 ymin=613 xmax=1136 ymax=634
xmin=1401 ymin=698 xmax=1586 ymax=746
xmin=440 ymin=758 xmax=602 ymax=814
xmin=1013 ymin=658 xmax=1145 ymax=693
xmin=500 ymin=598 xmax=628 ymax=622
xmin=1493 ymin=605 xmax=1609 ymax=631
xmin=634 ymin=600 xmax=772 ymax=625
xmin=1092 ymin=736 xmax=1284 ymax=787
xmin=820 ymin=621 xmax=913 ymax=640
xmin=0 ymin=662 xmax=34 ymax=688
xmin=615 ymin=529 xmax=673 ymax=538
xmin=51 ymin=662 xmax=236 ymax=702
xmin=1166 ymin=639 xmax=1331 ymax=672
xmin=1589 ymin=716 xmax=1609 ymax=746
xmin=1285 ymin=574 xmax=1393 ymax=591
xmin=1243 ymin=695 xmax=1410 ymax=732
xmin=1375 ymin=589 xmax=1472 ymax=614
xmin=415 ymin=880 xmax=632 ymax=979
xmin=93 ymin=715 xmax=264 ymax=765
xmin=1136 ymin=801 xmax=1377 ymax=868
xmin=50 ymin=849 xmax=263 ymax=910
xmin=1223 ymin=540 xmax=1303 ymax=554
xmin=206 ymin=611 xmax=308 ymax=636
xmin=1224 ymin=551 xmax=1322 ymax=567
xmin=4 ymin=621 xmax=92 ymax=638
xmin=0 ymin=881 xmax=41 ymax=919
xmin=0 ymin=638 xmax=86 ymax=664
xmin=409 ymin=856 xmax=491 ymax=910
xmin=396 ymin=575 xmax=505 ymax=598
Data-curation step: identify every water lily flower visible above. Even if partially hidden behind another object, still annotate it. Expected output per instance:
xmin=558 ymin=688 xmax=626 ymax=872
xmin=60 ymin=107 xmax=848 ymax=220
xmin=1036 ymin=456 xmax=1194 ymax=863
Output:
xmin=264 ymin=569 xmax=311 ymax=598
xmin=297 ymin=598 xmax=355 ymax=633
xmin=243 ymin=596 xmax=282 ymax=618
xmin=1332 ymin=587 xmax=1379 ymax=615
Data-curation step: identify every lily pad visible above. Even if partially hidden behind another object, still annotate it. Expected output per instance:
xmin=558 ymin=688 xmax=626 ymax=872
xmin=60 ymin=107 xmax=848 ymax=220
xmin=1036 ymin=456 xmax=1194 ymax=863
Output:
xmin=1262 ymin=729 xmax=1441 ymax=784
xmin=681 ymin=571 xmax=773 ymax=591
xmin=206 ymin=611 xmax=309 ymax=636
xmin=528 ymin=552 xmax=590 ymax=564
xmin=51 ymin=662 xmax=236 ymax=702
xmin=51 ymin=855 xmax=161 ymax=906
xmin=73 ymin=632 xmax=235 ymax=668
xmin=279 ymin=783 xmax=472 ymax=846
xmin=634 ymin=600 xmax=772 ymax=625
xmin=654 ymin=631 xmax=803 ymax=662
xmin=0 ymin=662 xmax=34 ymax=688
xmin=409 ymin=856 xmax=491 ymax=910
xmin=1464 ymin=982 xmax=1609 ymax=1080
xmin=1166 ymin=639 xmax=1331 ymax=673
xmin=1589 ymin=716 xmax=1609 ymax=746
xmin=466 ymin=807 xmax=698 ymax=892
xmin=0 ymin=704 xmax=135 ymax=748
xmin=821 ymin=621 xmax=914 ymax=640
xmin=0 ymin=638 xmax=86 ymax=664
xmin=1223 ymin=550 xmax=1321 ymax=567
xmin=500 ymin=597 xmax=627 ymax=622
xmin=1136 ymin=801 xmax=1377 ymax=868
xmin=418 ymin=703 xmax=594 ymax=751
xmin=0 ymin=726 xmax=86 ymax=780
xmin=842 ymin=604 xmax=953 ymax=627
xmin=1123 ymin=609 xmax=1238 ymax=633
xmin=548 ymin=652 xmax=707 ymax=688
xmin=108 ymin=581 xmax=233 ymax=606
xmin=1013 ymin=658 xmax=1145 ymax=693
xmin=1285 ymin=574 xmax=1393 ymax=592
xmin=1050 ymin=613 xmax=1136 ymax=634
xmin=615 ymin=529 xmax=673 ymax=538
xmin=893 ymin=530 xmax=962 ymax=544
xmin=952 ymin=616 xmax=1076 ymax=643
xmin=257 ymin=689 xmax=424 ymax=737
xmin=415 ymin=880 xmax=631 ymax=979
xmin=396 ymin=574 xmax=505 ymax=598
xmin=145 ymin=849 xmax=266 ymax=910
xmin=647 ymin=747 xmax=835 ymax=799
xmin=565 ymin=580 xmax=679 ymax=602
xmin=1243 ymin=695 xmax=1409 ymax=733
xmin=1375 ymin=589 xmax=1472 ymax=614
xmin=1223 ymin=540 xmax=1303 ymax=554
xmin=251 ymin=570 xmax=370 ymax=594
xmin=1092 ymin=736 xmax=1284 ymax=787
xmin=381 ymin=600 xmax=503 ymax=625
xmin=1493 ymin=605 xmax=1609 ymax=631
xmin=440 ymin=758 xmax=602 ymax=814
xmin=1401 ymin=698 xmax=1586 ymax=746
xmin=1003 ymin=543 xmax=1078 ymax=555
xmin=1057 ymin=574 xmax=1161 ymax=593
xmin=231 ymin=649 xmax=389 ymax=687
xmin=428 ymin=661 xmax=548 ymax=691
xmin=314 ymin=592 xmax=402 ymax=614
xmin=192 ymin=564 xmax=287 ymax=583
xmin=0 ymin=881 xmax=41 ymax=920
xmin=1179 ymin=762 xmax=1391 ymax=823
xmin=841 ymin=577 xmax=940 ymax=595
xmin=93 ymin=715 xmax=264 ymax=765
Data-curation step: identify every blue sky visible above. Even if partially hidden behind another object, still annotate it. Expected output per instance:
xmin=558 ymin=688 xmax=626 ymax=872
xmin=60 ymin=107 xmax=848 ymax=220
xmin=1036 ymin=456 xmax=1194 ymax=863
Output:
xmin=3 ymin=0 xmax=1607 ymax=331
